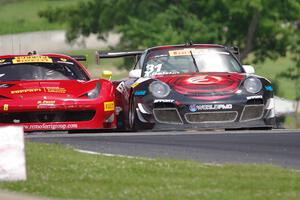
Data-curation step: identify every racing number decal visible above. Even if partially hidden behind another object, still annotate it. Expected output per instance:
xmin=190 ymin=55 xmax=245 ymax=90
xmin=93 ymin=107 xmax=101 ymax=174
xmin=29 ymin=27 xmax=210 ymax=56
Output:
xmin=144 ymin=64 xmax=162 ymax=77
xmin=104 ymin=101 xmax=115 ymax=111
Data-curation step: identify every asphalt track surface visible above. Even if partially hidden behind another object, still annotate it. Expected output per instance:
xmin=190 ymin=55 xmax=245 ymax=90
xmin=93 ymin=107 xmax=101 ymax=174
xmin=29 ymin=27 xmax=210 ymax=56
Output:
xmin=27 ymin=129 xmax=300 ymax=169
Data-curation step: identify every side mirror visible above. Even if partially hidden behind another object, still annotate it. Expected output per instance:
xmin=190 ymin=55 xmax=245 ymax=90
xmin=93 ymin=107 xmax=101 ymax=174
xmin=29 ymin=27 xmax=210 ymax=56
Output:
xmin=101 ymin=70 xmax=112 ymax=80
xmin=129 ymin=69 xmax=142 ymax=78
xmin=242 ymin=65 xmax=255 ymax=74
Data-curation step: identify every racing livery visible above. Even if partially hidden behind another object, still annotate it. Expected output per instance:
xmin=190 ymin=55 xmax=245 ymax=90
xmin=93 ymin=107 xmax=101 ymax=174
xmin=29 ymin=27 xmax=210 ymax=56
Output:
xmin=0 ymin=53 xmax=116 ymax=131
xmin=96 ymin=44 xmax=275 ymax=131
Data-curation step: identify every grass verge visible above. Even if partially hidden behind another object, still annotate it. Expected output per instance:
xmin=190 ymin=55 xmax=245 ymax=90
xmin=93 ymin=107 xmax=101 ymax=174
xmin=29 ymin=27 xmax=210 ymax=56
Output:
xmin=0 ymin=142 xmax=299 ymax=200
xmin=0 ymin=0 xmax=83 ymax=35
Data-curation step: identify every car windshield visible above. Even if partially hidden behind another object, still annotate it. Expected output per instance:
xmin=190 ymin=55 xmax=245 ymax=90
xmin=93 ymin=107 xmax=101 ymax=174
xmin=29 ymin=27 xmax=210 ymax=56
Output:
xmin=143 ymin=47 xmax=242 ymax=77
xmin=0 ymin=62 xmax=89 ymax=81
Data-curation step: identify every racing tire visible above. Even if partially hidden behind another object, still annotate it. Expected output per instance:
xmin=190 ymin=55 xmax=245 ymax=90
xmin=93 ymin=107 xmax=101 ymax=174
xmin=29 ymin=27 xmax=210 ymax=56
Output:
xmin=129 ymin=95 xmax=154 ymax=132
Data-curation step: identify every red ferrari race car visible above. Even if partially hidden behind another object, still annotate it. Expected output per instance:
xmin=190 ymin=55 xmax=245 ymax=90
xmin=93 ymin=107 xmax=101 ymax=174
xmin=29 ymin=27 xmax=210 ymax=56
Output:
xmin=96 ymin=44 xmax=275 ymax=131
xmin=0 ymin=53 xmax=116 ymax=132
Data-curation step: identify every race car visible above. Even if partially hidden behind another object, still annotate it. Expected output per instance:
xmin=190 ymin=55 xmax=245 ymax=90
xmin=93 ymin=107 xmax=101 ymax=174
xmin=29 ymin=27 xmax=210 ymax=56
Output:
xmin=96 ymin=44 xmax=275 ymax=131
xmin=0 ymin=52 xmax=116 ymax=132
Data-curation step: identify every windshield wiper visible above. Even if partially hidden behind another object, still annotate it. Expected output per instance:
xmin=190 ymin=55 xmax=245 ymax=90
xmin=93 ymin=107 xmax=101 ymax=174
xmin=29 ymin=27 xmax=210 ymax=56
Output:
xmin=190 ymin=50 xmax=199 ymax=72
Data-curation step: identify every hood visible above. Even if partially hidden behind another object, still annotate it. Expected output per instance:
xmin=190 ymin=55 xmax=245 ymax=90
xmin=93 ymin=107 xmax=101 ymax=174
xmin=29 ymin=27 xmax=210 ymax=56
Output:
xmin=154 ymin=72 xmax=245 ymax=99
xmin=0 ymin=80 xmax=97 ymax=99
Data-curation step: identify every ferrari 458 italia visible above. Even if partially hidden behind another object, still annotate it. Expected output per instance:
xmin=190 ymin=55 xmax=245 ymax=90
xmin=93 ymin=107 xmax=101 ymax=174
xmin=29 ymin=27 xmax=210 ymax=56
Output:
xmin=0 ymin=53 xmax=116 ymax=131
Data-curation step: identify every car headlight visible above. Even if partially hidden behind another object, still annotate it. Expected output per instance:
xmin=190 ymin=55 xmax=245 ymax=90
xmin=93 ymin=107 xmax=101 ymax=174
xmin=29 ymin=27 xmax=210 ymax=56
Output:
xmin=149 ymin=81 xmax=170 ymax=98
xmin=243 ymin=77 xmax=262 ymax=93
xmin=87 ymin=83 xmax=101 ymax=99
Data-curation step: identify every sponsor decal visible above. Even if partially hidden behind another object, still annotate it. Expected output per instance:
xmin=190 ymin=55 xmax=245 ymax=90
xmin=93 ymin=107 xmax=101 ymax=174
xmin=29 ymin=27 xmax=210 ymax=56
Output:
xmin=12 ymin=56 xmax=53 ymax=64
xmin=116 ymin=82 xmax=129 ymax=100
xmin=265 ymin=85 xmax=273 ymax=91
xmin=23 ymin=123 xmax=78 ymax=130
xmin=37 ymin=100 xmax=56 ymax=109
xmin=45 ymin=87 xmax=66 ymax=93
xmin=11 ymin=88 xmax=42 ymax=94
xmin=11 ymin=87 xmax=66 ymax=94
xmin=247 ymin=95 xmax=263 ymax=100
xmin=189 ymin=104 xmax=232 ymax=112
xmin=3 ymin=104 xmax=8 ymax=111
xmin=104 ymin=101 xmax=115 ymax=111
xmin=154 ymin=99 xmax=175 ymax=103
xmin=187 ymin=75 xmax=222 ymax=84
xmin=189 ymin=104 xmax=197 ymax=112
xmin=134 ymin=90 xmax=146 ymax=96
xmin=131 ymin=82 xmax=139 ymax=88
xmin=169 ymin=49 xmax=229 ymax=57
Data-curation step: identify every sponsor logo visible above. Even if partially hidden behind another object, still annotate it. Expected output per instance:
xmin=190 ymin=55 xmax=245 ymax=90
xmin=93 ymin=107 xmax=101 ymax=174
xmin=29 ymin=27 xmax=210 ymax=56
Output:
xmin=11 ymin=88 xmax=42 ymax=94
xmin=104 ymin=101 xmax=115 ymax=111
xmin=189 ymin=104 xmax=197 ymax=112
xmin=116 ymin=82 xmax=129 ymax=100
xmin=247 ymin=95 xmax=263 ymax=100
xmin=189 ymin=104 xmax=232 ymax=112
xmin=12 ymin=56 xmax=53 ymax=64
xmin=37 ymin=100 xmax=56 ymax=109
xmin=10 ymin=87 xmax=66 ymax=94
xmin=45 ymin=87 xmax=66 ymax=93
xmin=3 ymin=104 xmax=8 ymax=111
xmin=23 ymin=123 xmax=78 ymax=130
xmin=265 ymin=85 xmax=273 ymax=91
xmin=154 ymin=99 xmax=175 ymax=103
xmin=131 ymin=82 xmax=139 ymax=88
xmin=134 ymin=90 xmax=146 ymax=96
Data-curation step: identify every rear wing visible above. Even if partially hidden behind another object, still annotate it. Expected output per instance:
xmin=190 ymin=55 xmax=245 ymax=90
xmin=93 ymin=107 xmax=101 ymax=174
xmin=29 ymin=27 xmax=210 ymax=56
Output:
xmin=95 ymin=50 xmax=143 ymax=64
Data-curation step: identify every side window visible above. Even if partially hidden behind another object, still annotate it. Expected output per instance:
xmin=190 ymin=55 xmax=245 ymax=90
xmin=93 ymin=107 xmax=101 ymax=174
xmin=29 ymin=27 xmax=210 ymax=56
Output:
xmin=133 ymin=54 xmax=144 ymax=70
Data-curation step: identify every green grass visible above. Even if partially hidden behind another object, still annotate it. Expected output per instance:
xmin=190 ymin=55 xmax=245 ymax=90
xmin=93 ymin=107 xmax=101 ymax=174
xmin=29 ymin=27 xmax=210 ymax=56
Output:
xmin=0 ymin=0 xmax=83 ymax=35
xmin=0 ymin=142 xmax=299 ymax=200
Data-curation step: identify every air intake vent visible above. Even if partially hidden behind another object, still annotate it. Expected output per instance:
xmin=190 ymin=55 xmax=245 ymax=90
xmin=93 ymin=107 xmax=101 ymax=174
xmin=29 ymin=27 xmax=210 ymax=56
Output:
xmin=153 ymin=108 xmax=183 ymax=124
xmin=240 ymin=105 xmax=264 ymax=122
xmin=185 ymin=111 xmax=238 ymax=123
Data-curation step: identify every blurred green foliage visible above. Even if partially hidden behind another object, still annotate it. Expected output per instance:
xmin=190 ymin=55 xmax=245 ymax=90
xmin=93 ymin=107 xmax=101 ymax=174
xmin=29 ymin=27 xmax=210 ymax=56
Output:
xmin=40 ymin=0 xmax=300 ymax=70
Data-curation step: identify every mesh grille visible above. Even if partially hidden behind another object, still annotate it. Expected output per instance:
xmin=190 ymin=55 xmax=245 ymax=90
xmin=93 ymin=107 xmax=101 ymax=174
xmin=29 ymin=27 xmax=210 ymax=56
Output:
xmin=153 ymin=108 xmax=183 ymax=124
xmin=240 ymin=105 xmax=264 ymax=122
xmin=0 ymin=110 xmax=96 ymax=123
xmin=185 ymin=111 xmax=237 ymax=123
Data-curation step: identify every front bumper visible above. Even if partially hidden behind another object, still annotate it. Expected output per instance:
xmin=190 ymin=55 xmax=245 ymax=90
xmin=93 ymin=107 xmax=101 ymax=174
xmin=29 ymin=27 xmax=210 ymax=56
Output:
xmin=136 ymin=98 xmax=275 ymax=129
xmin=0 ymin=98 xmax=116 ymax=131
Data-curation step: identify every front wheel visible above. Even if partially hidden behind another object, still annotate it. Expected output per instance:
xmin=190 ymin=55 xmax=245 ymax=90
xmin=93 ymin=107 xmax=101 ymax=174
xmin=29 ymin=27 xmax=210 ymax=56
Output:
xmin=129 ymin=96 xmax=154 ymax=131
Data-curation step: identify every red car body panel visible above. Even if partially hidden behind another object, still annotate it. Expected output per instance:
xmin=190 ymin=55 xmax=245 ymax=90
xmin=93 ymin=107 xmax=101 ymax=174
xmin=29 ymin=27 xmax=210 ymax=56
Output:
xmin=0 ymin=54 xmax=116 ymax=131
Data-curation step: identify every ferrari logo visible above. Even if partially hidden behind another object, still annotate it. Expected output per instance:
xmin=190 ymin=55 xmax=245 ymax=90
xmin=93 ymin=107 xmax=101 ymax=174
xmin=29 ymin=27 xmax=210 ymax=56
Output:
xmin=104 ymin=101 xmax=115 ymax=111
xmin=3 ymin=104 xmax=8 ymax=111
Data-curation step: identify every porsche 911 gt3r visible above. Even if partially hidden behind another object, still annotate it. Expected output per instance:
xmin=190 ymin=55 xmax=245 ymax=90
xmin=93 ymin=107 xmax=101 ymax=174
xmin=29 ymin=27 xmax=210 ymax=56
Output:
xmin=0 ymin=53 xmax=116 ymax=131
xmin=97 ymin=44 xmax=275 ymax=131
